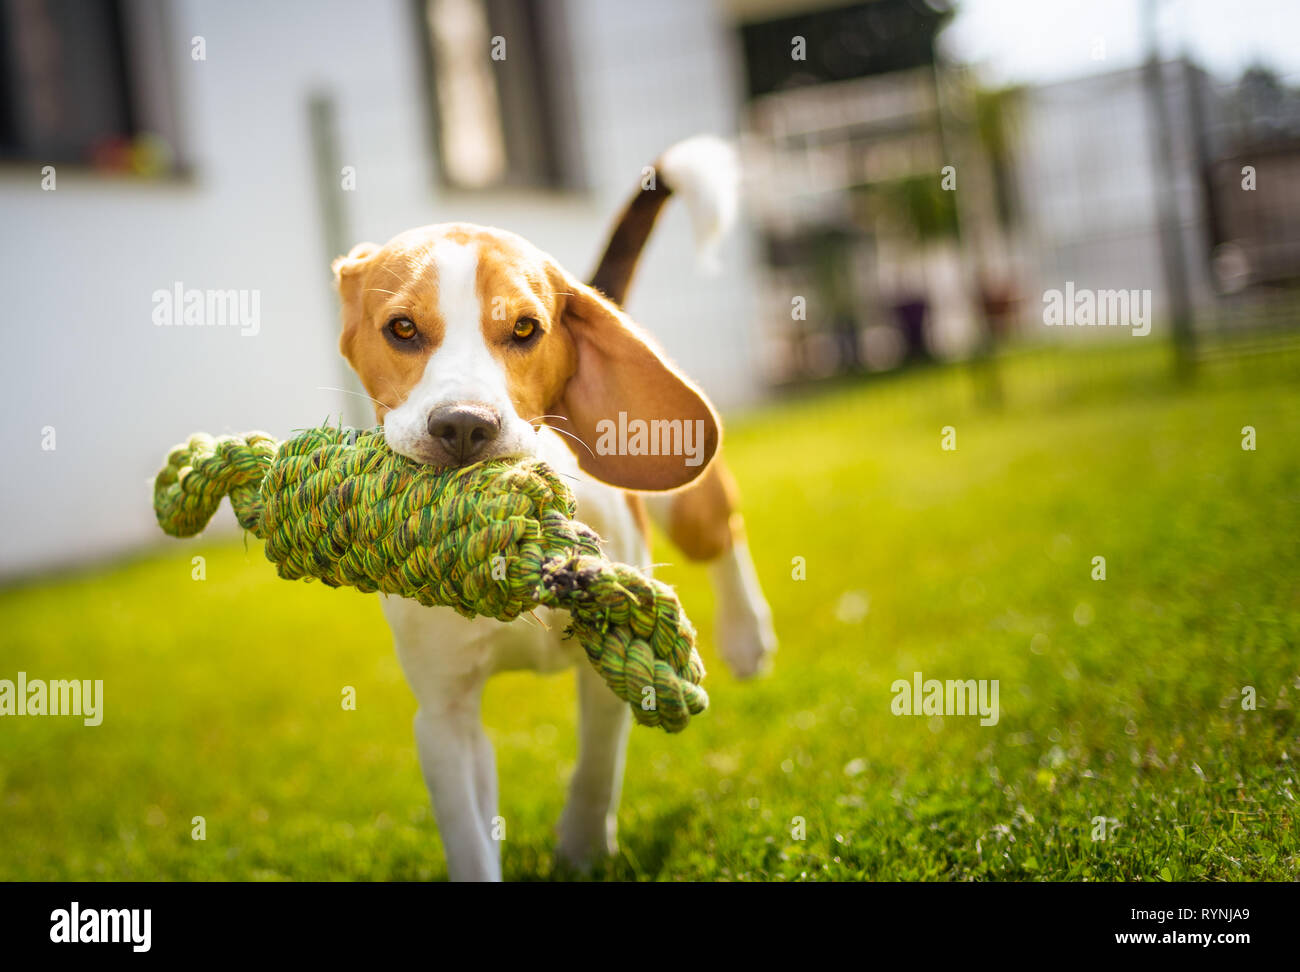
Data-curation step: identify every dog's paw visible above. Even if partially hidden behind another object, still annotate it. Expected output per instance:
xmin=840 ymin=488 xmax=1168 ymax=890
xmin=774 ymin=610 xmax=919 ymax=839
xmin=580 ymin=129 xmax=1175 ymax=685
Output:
xmin=717 ymin=605 xmax=777 ymax=680
xmin=556 ymin=813 xmax=618 ymax=872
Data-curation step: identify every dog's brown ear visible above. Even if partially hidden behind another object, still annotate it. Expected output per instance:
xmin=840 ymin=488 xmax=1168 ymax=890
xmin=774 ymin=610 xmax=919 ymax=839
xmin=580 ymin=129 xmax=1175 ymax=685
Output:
xmin=548 ymin=271 xmax=719 ymax=491
xmin=332 ymin=242 xmax=380 ymax=358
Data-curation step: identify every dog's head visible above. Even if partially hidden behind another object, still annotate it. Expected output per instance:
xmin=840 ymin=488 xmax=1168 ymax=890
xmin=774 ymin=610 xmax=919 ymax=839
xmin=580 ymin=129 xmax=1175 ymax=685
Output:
xmin=332 ymin=223 xmax=718 ymax=491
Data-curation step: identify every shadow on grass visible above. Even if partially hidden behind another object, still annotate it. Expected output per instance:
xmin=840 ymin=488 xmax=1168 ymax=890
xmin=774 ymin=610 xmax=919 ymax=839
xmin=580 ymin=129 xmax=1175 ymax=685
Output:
xmin=521 ymin=802 xmax=697 ymax=882
xmin=608 ymin=802 xmax=697 ymax=882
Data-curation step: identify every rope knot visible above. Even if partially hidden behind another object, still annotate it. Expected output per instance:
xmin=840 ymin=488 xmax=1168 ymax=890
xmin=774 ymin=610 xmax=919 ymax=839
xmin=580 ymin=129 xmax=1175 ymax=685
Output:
xmin=538 ymin=554 xmax=603 ymax=600
xmin=153 ymin=425 xmax=708 ymax=732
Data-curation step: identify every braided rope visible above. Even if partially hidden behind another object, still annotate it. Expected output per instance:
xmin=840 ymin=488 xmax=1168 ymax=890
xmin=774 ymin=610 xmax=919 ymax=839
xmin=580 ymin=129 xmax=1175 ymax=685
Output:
xmin=153 ymin=426 xmax=707 ymax=731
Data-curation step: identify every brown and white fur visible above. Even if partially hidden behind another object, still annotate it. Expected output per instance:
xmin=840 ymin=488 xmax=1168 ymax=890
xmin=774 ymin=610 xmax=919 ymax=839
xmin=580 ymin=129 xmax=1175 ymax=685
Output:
xmin=332 ymin=135 xmax=776 ymax=881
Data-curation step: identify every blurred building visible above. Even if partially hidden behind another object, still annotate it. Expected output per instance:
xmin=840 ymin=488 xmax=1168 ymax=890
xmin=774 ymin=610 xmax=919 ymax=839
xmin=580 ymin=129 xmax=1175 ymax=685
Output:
xmin=1010 ymin=60 xmax=1219 ymax=329
xmin=732 ymin=4 xmax=1300 ymax=380
xmin=733 ymin=0 xmax=985 ymax=380
xmin=1204 ymin=66 xmax=1300 ymax=301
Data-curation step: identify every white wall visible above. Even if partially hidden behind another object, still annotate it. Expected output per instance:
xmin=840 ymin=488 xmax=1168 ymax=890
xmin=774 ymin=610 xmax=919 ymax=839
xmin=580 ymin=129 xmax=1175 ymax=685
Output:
xmin=0 ymin=0 xmax=760 ymax=578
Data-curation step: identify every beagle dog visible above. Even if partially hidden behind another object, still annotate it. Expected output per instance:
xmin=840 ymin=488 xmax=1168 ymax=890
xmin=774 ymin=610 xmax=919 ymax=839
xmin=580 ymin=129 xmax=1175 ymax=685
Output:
xmin=332 ymin=135 xmax=776 ymax=881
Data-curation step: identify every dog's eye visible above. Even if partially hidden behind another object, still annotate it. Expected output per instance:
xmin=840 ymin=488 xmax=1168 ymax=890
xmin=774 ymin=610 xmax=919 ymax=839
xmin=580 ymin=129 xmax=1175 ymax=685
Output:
xmin=513 ymin=317 xmax=538 ymax=341
xmin=389 ymin=318 xmax=418 ymax=341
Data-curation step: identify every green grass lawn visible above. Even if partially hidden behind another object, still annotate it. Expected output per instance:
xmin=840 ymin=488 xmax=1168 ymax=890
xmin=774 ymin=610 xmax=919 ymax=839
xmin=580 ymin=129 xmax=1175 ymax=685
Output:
xmin=2 ymin=340 xmax=1298 ymax=881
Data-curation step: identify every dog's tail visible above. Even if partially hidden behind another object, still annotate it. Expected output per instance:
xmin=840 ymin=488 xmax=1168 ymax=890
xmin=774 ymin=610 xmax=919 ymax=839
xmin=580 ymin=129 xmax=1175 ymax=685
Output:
xmin=588 ymin=134 xmax=739 ymax=305
xmin=589 ymin=135 xmax=775 ymax=678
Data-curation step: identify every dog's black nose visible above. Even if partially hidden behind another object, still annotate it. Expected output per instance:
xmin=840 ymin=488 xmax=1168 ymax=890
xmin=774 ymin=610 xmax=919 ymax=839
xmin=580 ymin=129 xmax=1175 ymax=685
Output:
xmin=426 ymin=404 xmax=501 ymax=465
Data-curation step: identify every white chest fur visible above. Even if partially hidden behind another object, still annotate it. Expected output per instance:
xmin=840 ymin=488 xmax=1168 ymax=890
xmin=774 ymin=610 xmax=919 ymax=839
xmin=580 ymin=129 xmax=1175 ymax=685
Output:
xmin=378 ymin=427 xmax=648 ymax=696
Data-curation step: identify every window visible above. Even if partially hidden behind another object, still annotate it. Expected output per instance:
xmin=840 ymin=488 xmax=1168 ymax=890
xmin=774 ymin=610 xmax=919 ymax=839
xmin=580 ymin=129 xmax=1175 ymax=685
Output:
xmin=0 ymin=0 xmax=183 ymax=174
xmin=416 ymin=0 xmax=581 ymax=190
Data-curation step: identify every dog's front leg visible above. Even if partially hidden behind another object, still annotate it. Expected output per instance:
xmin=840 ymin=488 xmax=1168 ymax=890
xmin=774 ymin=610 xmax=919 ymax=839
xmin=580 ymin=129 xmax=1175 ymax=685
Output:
xmin=470 ymin=717 xmax=499 ymax=868
xmin=414 ymin=698 xmax=501 ymax=882
xmin=557 ymin=662 xmax=631 ymax=869
xmin=386 ymin=599 xmax=502 ymax=881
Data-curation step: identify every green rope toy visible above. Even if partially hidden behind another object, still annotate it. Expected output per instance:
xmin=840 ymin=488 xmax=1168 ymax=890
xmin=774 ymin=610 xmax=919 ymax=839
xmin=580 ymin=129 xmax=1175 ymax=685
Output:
xmin=152 ymin=426 xmax=707 ymax=732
